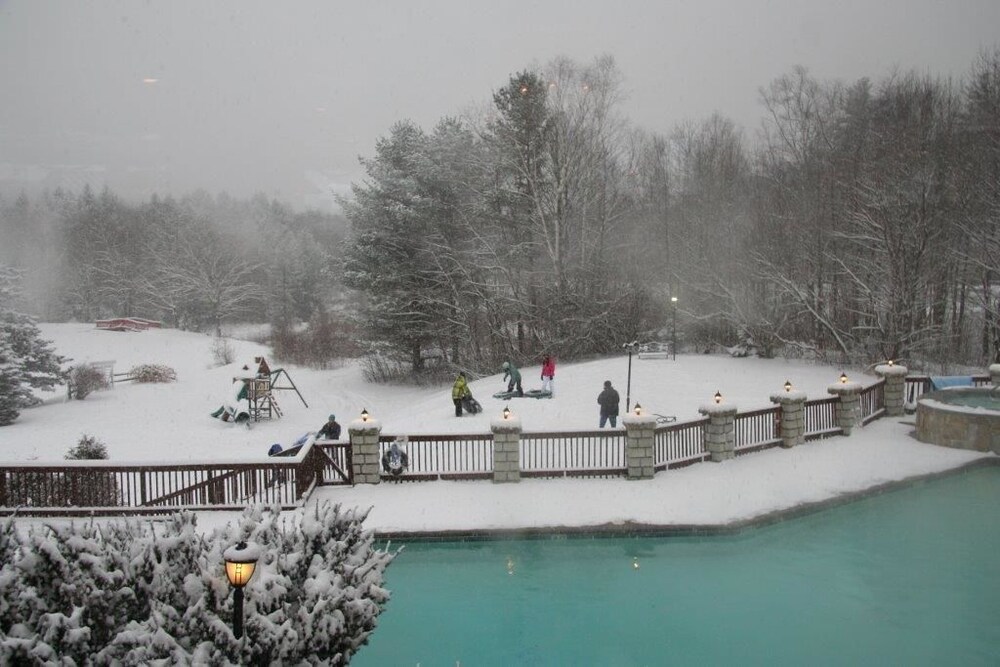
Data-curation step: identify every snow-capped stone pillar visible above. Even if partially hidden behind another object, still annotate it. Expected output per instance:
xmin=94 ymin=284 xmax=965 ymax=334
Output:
xmin=491 ymin=413 xmax=522 ymax=483
xmin=990 ymin=364 xmax=1000 ymax=388
xmin=349 ymin=417 xmax=382 ymax=485
xmin=623 ymin=410 xmax=657 ymax=479
xmin=828 ymin=378 xmax=863 ymax=436
xmin=874 ymin=363 xmax=909 ymax=417
xmin=698 ymin=400 xmax=737 ymax=462
xmin=769 ymin=389 xmax=807 ymax=448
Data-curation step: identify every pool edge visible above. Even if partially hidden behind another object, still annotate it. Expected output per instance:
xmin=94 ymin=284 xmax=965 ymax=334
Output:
xmin=373 ymin=456 xmax=1000 ymax=542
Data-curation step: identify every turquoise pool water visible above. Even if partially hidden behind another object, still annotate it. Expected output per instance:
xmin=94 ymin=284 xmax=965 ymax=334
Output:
xmin=355 ymin=467 xmax=1000 ymax=666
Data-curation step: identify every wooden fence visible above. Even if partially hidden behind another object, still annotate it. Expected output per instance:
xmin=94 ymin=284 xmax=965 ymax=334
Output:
xmin=0 ymin=442 xmax=334 ymax=516
xmin=3 ymin=376 xmax=923 ymax=513
xmin=520 ymin=430 xmax=625 ymax=478
xmin=378 ymin=434 xmax=494 ymax=481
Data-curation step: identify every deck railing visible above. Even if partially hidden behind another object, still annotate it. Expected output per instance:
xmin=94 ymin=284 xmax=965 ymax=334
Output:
xmin=654 ymin=417 xmax=709 ymax=470
xmin=803 ymin=396 xmax=841 ymax=440
xmin=4 ymin=373 xmax=940 ymax=512
xmin=520 ymin=430 xmax=626 ymax=478
xmin=734 ymin=406 xmax=782 ymax=454
xmin=860 ymin=379 xmax=886 ymax=424
xmin=0 ymin=442 xmax=328 ymax=516
xmin=379 ymin=433 xmax=493 ymax=480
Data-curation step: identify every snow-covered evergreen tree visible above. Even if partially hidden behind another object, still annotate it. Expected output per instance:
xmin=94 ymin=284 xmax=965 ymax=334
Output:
xmin=0 ymin=502 xmax=397 ymax=664
xmin=0 ymin=266 xmax=66 ymax=425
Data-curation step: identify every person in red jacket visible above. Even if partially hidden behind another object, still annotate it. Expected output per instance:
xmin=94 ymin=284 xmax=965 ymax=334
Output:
xmin=541 ymin=355 xmax=555 ymax=396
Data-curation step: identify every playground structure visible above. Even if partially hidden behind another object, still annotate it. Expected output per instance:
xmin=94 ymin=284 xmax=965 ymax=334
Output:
xmin=211 ymin=356 xmax=308 ymax=424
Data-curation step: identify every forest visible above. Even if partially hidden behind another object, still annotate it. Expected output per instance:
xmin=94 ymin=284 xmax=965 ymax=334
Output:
xmin=2 ymin=50 xmax=999 ymax=379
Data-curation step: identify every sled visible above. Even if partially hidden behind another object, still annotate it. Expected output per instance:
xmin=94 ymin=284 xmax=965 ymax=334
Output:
xmin=492 ymin=389 xmax=553 ymax=400
xmin=461 ymin=394 xmax=483 ymax=414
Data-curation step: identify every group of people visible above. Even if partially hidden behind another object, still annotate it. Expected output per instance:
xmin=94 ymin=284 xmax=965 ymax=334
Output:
xmin=275 ymin=413 xmax=409 ymax=477
xmin=281 ymin=356 xmax=620 ymax=482
xmin=450 ymin=355 xmax=621 ymax=427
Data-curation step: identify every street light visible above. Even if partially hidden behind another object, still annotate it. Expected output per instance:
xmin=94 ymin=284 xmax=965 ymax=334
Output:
xmin=224 ymin=541 xmax=261 ymax=640
xmin=670 ymin=296 xmax=678 ymax=361
xmin=623 ymin=340 xmax=639 ymax=413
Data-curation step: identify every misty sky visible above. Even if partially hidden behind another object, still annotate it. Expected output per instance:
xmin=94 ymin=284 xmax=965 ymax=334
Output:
xmin=1 ymin=0 xmax=997 ymax=211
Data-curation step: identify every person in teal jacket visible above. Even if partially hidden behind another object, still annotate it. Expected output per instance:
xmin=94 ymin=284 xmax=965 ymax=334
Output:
xmin=501 ymin=361 xmax=523 ymax=396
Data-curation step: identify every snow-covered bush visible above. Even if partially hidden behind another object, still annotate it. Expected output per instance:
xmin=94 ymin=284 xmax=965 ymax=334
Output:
xmin=0 ymin=501 xmax=397 ymax=664
xmin=65 ymin=434 xmax=108 ymax=460
xmin=128 ymin=363 xmax=177 ymax=383
xmin=67 ymin=363 xmax=109 ymax=399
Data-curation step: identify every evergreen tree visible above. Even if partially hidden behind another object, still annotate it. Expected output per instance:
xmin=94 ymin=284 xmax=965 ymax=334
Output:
xmin=0 ymin=266 xmax=66 ymax=425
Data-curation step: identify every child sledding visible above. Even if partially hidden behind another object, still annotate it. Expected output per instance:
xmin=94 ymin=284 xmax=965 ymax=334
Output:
xmin=452 ymin=372 xmax=482 ymax=416
xmin=492 ymin=359 xmax=552 ymax=399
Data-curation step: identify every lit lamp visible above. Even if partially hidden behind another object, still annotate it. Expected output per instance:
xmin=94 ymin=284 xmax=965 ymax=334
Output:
xmin=361 ymin=407 xmax=370 ymax=422
xmin=223 ymin=541 xmax=260 ymax=640
xmin=784 ymin=380 xmax=792 ymax=393
xmin=887 ymin=359 xmax=895 ymax=367
xmin=634 ymin=403 xmax=642 ymax=416
xmin=502 ymin=405 xmax=511 ymax=420
xmin=840 ymin=373 xmax=848 ymax=384
xmin=714 ymin=391 xmax=722 ymax=404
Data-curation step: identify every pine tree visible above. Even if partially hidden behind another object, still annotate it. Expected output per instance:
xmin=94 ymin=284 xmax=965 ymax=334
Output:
xmin=0 ymin=266 xmax=66 ymax=425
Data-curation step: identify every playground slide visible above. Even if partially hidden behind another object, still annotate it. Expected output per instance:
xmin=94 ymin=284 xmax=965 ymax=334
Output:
xmin=210 ymin=379 xmax=251 ymax=423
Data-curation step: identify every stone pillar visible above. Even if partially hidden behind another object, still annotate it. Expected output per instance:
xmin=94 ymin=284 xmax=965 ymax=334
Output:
xmin=349 ymin=419 xmax=382 ymax=484
xmin=827 ymin=381 xmax=863 ymax=436
xmin=491 ymin=415 xmax=522 ymax=483
xmin=769 ymin=389 xmax=807 ymax=448
xmin=698 ymin=402 xmax=738 ymax=462
xmin=990 ymin=364 xmax=1000 ymax=388
xmin=623 ymin=412 xmax=657 ymax=479
xmin=874 ymin=363 xmax=909 ymax=417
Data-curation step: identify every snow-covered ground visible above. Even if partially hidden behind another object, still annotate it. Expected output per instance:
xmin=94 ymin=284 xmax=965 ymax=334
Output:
xmin=2 ymin=323 xmax=993 ymax=533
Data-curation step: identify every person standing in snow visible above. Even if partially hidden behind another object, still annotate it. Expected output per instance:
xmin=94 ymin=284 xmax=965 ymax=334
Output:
xmin=541 ymin=355 xmax=555 ymax=395
xmin=316 ymin=414 xmax=342 ymax=440
xmin=597 ymin=380 xmax=620 ymax=428
xmin=452 ymin=371 xmax=471 ymax=416
xmin=502 ymin=361 xmax=523 ymax=396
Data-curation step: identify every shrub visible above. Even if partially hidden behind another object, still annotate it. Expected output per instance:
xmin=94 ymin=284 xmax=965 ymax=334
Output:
xmin=0 ymin=502 xmax=397 ymax=663
xmin=128 ymin=364 xmax=177 ymax=383
xmin=65 ymin=434 xmax=109 ymax=460
xmin=68 ymin=363 xmax=109 ymax=400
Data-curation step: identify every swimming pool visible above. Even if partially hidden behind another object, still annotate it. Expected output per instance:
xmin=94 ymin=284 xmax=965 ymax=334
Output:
xmin=355 ymin=466 xmax=1000 ymax=665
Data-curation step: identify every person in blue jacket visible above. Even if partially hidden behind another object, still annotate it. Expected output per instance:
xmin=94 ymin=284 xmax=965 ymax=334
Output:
xmin=502 ymin=361 xmax=523 ymax=396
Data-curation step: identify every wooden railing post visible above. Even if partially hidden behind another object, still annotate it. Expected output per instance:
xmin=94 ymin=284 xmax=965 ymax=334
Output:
xmin=349 ymin=419 xmax=382 ymax=484
xmin=623 ymin=411 xmax=656 ymax=479
xmin=699 ymin=400 xmax=738 ymax=462
xmin=491 ymin=414 xmax=521 ymax=483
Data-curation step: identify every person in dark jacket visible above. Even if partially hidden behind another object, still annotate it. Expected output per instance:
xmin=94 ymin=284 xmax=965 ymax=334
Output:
xmin=381 ymin=439 xmax=409 ymax=477
xmin=316 ymin=414 xmax=342 ymax=440
xmin=597 ymin=380 xmax=620 ymax=428
xmin=502 ymin=361 xmax=523 ymax=396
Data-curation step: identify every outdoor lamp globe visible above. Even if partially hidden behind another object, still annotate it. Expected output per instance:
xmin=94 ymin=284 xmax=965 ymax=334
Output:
xmin=224 ymin=541 xmax=261 ymax=640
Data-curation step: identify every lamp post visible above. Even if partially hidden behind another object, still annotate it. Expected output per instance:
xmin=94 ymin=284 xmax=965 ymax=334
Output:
xmin=224 ymin=541 xmax=261 ymax=640
xmin=670 ymin=296 xmax=678 ymax=361
xmin=623 ymin=340 xmax=638 ymax=413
